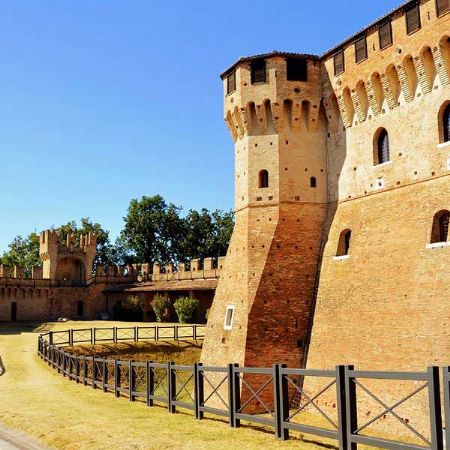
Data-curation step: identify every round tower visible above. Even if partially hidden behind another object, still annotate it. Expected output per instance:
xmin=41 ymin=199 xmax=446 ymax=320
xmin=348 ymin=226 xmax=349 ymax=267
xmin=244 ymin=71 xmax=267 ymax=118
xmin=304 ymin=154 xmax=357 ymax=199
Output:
xmin=201 ymin=52 xmax=329 ymax=370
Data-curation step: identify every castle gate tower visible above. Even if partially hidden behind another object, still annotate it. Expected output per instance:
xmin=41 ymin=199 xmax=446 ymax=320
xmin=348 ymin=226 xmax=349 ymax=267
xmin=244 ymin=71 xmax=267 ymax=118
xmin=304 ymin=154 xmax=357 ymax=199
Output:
xmin=201 ymin=52 xmax=328 ymax=369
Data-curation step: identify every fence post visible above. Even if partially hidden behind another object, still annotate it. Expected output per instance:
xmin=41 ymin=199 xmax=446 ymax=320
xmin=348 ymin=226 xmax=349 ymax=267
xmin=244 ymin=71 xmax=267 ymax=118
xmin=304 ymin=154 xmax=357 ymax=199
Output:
xmin=427 ymin=366 xmax=443 ymax=450
xmin=75 ymin=356 xmax=80 ymax=384
xmin=230 ymin=363 xmax=240 ymax=428
xmin=134 ymin=327 xmax=138 ymax=343
xmin=83 ymin=356 xmax=88 ymax=386
xmin=102 ymin=359 xmax=107 ymax=392
xmin=344 ymin=365 xmax=357 ymax=450
xmin=68 ymin=354 xmax=73 ymax=379
xmin=275 ymin=364 xmax=288 ymax=440
xmin=194 ymin=363 xmax=203 ymax=419
xmin=147 ymin=361 xmax=154 ymax=407
xmin=336 ymin=365 xmax=348 ymax=450
xmin=174 ymin=325 xmax=179 ymax=341
xmin=193 ymin=325 xmax=198 ymax=340
xmin=49 ymin=331 xmax=53 ymax=345
xmin=69 ymin=329 xmax=73 ymax=347
xmin=113 ymin=327 xmax=117 ymax=344
xmin=156 ymin=327 xmax=159 ymax=342
xmin=91 ymin=328 xmax=95 ymax=345
xmin=168 ymin=361 xmax=176 ymax=413
xmin=92 ymin=357 xmax=96 ymax=388
xmin=129 ymin=360 xmax=135 ymax=401
xmin=62 ymin=352 xmax=67 ymax=377
xmin=114 ymin=360 xmax=120 ymax=398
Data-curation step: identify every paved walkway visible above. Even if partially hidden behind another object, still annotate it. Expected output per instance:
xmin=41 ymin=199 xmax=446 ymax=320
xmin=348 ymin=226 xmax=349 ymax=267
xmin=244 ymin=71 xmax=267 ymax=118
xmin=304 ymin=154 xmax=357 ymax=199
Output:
xmin=0 ymin=423 xmax=47 ymax=450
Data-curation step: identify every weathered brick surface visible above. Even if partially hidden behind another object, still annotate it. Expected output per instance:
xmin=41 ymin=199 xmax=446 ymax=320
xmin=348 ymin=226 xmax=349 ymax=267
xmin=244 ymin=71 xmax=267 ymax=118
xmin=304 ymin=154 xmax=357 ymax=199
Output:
xmin=202 ymin=0 xmax=450 ymax=425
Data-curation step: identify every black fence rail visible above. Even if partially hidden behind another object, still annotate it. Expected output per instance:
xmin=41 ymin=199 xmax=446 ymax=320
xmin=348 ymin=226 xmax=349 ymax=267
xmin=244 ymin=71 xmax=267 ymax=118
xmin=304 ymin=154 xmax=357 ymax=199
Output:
xmin=38 ymin=329 xmax=447 ymax=450
xmin=41 ymin=324 xmax=205 ymax=347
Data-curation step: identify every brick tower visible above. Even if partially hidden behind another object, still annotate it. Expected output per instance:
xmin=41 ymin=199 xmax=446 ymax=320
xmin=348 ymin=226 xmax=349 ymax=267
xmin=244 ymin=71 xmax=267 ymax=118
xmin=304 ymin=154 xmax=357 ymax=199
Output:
xmin=40 ymin=230 xmax=97 ymax=283
xmin=201 ymin=52 xmax=328 ymax=369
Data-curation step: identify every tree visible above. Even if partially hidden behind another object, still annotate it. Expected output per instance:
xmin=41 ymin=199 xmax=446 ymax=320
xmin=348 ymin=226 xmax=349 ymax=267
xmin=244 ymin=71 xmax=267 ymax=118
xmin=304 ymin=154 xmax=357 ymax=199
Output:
xmin=0 ymin=232 xmax=41 ymax=276
xmin=120 ymin=195 xmax=185 ymax=265
xmin=177 ymin=208 xmax=234 ymax=263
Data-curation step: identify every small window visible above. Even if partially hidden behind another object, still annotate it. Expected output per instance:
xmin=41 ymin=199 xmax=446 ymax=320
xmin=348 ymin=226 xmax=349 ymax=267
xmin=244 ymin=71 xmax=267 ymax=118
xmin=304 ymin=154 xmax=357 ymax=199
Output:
xmin=406 ymin=4 xmax=421 ymax=34
xmin=431 ymin=210 xmax=450 ymax=243
xmin=355 ymin=37 xmax=367 ymax=63
xmin=334 ymin=50 xmax=345 ymax=76
xmin=286 ymin=57 xmax=307 ymax=81
xmin=227 ymin=71 xmax=236 ymax=94
xmin=310 ymin=177 xmax=317 ymax=188
xmin=251 ymin=60 xmax=267 ymax=84
xmin=337 ymin=229 xmax=352 ymax=256
xmin=223 ymin=304 xmax=235 ymax=330
xmin=443 ymin=103 xmax=450 ymax=143
xmin=379 ymin=22 xmax=393 ymax=49
xmin=436 ymin=0 xmax=449 ymax=17
xmin=259 ymin=170 xmax=269 ymax=188
xmin=375 ymin=128 xmax=390 ymax=165
xmin=77 ymin=300 xmax=84 ymax=317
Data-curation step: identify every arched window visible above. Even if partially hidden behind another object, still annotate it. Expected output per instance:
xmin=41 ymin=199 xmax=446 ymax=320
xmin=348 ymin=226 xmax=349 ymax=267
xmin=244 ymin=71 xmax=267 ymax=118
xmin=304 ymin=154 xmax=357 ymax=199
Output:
xmin=258 ymin=170 xmax=269 ymax=188
xmin=310 ymin=177 xmax=317 ymax=188
xmin=336 ymin=229 xmax=352 ymax=256
xmin=443 ymin=103 xmax=450 ymax=143
xmin=375 ymin=128 xmax=390 ymax=165
xmin=431 ymin=210 xmax=450 ymax=243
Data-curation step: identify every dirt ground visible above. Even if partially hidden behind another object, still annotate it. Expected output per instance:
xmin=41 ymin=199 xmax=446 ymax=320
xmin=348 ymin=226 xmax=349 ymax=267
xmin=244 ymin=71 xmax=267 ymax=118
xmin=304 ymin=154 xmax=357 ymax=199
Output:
xmin=0 ymin=321 xmax=339 ymax=450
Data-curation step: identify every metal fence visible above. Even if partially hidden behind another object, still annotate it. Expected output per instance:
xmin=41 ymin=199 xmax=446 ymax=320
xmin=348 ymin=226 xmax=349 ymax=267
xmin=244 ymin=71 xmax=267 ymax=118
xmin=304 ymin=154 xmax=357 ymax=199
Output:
xmin=38 ymin=327 xmax=447 ymax=450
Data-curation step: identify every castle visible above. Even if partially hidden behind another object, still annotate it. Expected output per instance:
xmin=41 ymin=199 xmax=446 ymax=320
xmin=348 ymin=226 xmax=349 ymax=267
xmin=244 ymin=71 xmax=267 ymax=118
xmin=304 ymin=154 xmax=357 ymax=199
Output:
xmin=0 ymin=230 xmax=221 ymax=322
xmin=1 ymin=0 xmax=448 ymax=382
xmin=201 ymin=0 xmax=450 ymax=379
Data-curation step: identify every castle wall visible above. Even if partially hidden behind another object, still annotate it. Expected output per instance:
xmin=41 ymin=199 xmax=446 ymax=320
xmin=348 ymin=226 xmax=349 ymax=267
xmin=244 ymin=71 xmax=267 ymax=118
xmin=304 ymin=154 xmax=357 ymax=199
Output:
xmin=307 ymin=0 xmax=450 ymax=373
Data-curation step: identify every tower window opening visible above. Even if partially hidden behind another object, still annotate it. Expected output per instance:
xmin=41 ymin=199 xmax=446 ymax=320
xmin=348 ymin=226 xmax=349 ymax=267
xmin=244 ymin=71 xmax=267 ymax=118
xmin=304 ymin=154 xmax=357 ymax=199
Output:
xmin=77 ymin=300 xmax=84 ymax=317
xmin=310 ymin=177 xmax=317 ymax=188
xmin=436 ymin=0 xmax=449 ymax=17
xmin=431 ymin=210 xmax=450 ymax=243
xmin=379 ymin=21 xmax=393 ymax=49
xmin=251 ymin=60 xmax=267 ymax=84
xmin=442 ymin=103 xmax=450 ymax=143
xmin=355 ymin=36 xmax=367 ymax=63
xmin=334 ymin=50 xmax=345 ymax=76
xmin=374 ymin=128 xmax=390 ymax=165
xmin=227 ymin=71 xmax=236 ymax=94
xmin=286 ymin=57 xmax=307 ymax=81
xmin=337 ymin=229 xmax=352 ymax=256
xmin=223 ymin=304 xmax=235 ymax=330
xmin=258 ymin=170 xmax=269 ymax=188
xmin=406 ymin=4 xmax=421 ymax=35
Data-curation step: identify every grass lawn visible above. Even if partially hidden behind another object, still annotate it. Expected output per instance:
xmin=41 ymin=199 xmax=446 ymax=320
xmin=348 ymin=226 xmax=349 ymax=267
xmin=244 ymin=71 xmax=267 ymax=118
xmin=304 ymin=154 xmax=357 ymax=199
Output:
xmin=0 ymin=320 xmax=343 ymax=450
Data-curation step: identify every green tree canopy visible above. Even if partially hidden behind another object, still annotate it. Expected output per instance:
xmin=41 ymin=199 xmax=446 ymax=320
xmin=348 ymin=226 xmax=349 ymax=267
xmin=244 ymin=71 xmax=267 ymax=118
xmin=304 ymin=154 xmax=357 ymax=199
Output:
xmin=0 ymin=232 xmax=41 ymax=276
xmin=120 ymin=195 xmax=233 ymax=265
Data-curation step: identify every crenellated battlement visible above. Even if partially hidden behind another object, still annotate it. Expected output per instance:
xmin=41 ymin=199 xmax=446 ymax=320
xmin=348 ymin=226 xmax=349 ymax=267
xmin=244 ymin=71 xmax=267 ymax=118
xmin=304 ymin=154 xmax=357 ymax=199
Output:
xmin=222 ymin=53 xmax=323 ymax=141
xmin=95 ymin=256 xmax=225 ymax=283
xmin=39 ymin=229 xmax=97 ymax=283
xmin=326 ymin=31 xmax=450 ymax=129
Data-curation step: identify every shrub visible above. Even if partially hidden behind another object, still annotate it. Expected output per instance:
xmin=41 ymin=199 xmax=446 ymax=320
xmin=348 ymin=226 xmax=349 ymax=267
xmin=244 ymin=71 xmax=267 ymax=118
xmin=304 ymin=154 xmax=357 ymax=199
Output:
xmin=174 ymin=296 xmax=199 ymax=324
xmin=151 ymin=295 xmax=172 ymax=322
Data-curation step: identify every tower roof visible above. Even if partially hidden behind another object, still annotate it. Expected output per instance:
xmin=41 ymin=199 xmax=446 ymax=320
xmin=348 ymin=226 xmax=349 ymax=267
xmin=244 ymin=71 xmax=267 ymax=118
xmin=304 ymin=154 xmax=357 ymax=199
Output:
xmin=220 ymin=51 xmax=320 ymax=79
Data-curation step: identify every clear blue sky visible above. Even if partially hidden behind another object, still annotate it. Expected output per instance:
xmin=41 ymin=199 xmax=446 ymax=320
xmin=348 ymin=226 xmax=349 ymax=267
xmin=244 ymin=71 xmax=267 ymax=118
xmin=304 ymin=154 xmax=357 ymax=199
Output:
xmin=0 ymin=0 xmax=401 ymax=251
